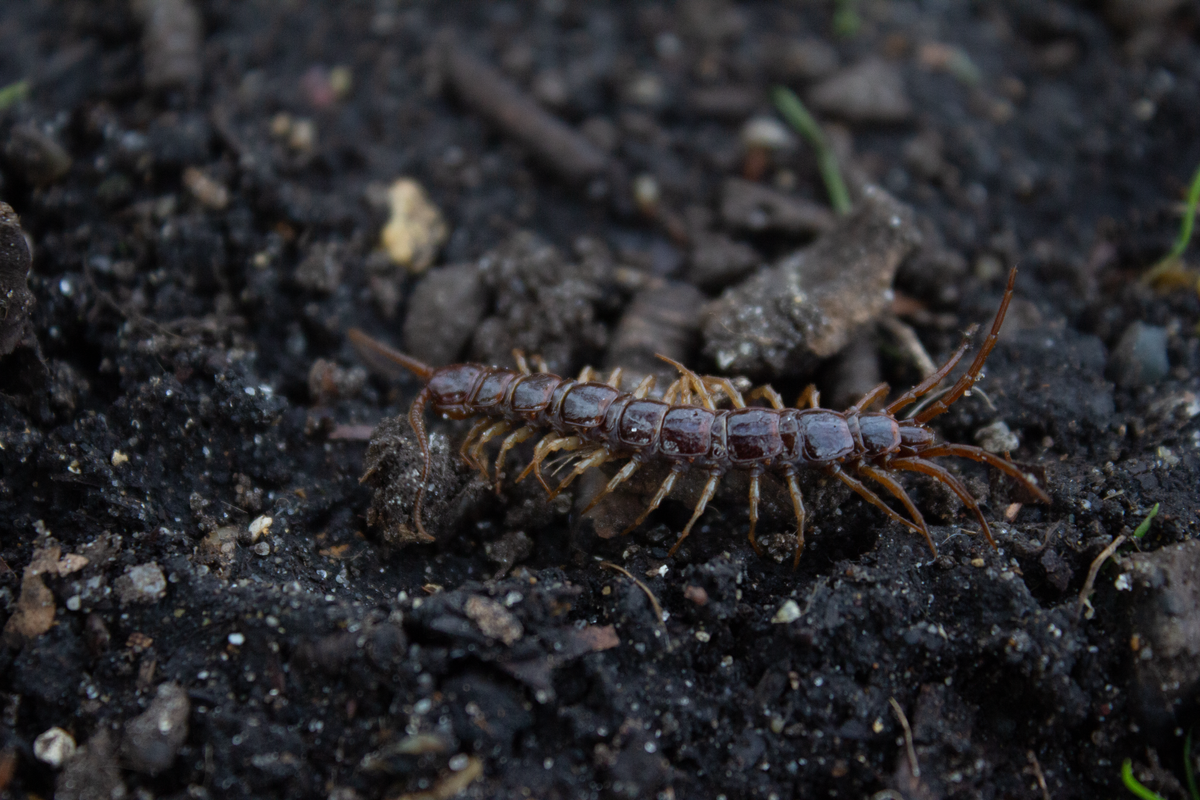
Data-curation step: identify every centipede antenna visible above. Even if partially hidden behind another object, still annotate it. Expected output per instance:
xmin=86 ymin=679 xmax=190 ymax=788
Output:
xmin=347 ymin=328 xmax=435 ymax=381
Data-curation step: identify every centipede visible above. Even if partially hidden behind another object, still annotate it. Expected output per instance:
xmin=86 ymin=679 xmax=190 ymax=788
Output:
xmin=348 ymin=266 xmax=1050 ymax=566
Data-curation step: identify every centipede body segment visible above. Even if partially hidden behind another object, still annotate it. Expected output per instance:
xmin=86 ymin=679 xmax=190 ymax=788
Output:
xmin=349 ymin=267 xmax=1050 ymax=565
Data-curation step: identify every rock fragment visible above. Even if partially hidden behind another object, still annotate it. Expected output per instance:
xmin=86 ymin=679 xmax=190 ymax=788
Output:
xmin=363 ymin=416 xmax=486 ymax=547
xmin=464 ymin=595 xmax=523 ymax=645
xmin=34 ymin=727 xmax=76 ymax=767
xmin=720 ymin=178 xmax=835 ymax=236
xmin=402 ymin=263 xmax=489 ymax=367
xmin=121 ymin=682 xmax=190 ymax=774
xmin=1109 ymin=321 xmax=1169 ymax=388
xmin=135 ymin=0 xmax=203 ymax=91
xmin=0 ymin=202 xmax=35 ymax=355
xmin=807 ymin=58 xmax=913 ymax=123
xmin=114 ymin=562 xmax=167 ymax=605
xmin=1121 ymin=540 xmax=1200 ymax=736
xmin=1 ymin=546 xmax=60 ymax=646
xmin=4 ymin=124 xmax=72 ymax=185
xmin=55 ymin=730 xmax=126 ymax=800
xmin=607 ymin=282 xmax=707 ymax=383
xmin=702 ymin=185 xmax=921 ymax=377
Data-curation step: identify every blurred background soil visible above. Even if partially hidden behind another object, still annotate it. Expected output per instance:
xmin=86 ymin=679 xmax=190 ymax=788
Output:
xmin=1 ymin=1 xmax=1200 ymax=798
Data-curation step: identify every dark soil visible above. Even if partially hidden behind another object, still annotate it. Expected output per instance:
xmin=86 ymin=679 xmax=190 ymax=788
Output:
xmin=2 ymin=1 xmax=1200 ymax=798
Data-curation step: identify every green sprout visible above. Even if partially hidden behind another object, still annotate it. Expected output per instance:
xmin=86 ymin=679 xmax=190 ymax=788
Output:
xmin=1142 ymin=160 xmax=1200 ymax=287
xmin=832 ymin=0 xmax=861 ymax=38
xmin=1123 ymin=760 xmax=1167 ymax=800
xmin=0 ymin=79 xmax=30 ymax=111
xmin=1121 ymin=729 xmax=1200 ymax=800
xmin=771 ymin=86 xmax=852 ymax=216
xmin=1132 ymin=503 xmax=1159 ymax=540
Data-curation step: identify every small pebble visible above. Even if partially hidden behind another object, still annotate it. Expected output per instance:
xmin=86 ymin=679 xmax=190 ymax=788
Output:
xmin=228 ymin=632 xmax=245 ymax=646
xmin=771 ymin=599 xmax=802 ymax=624
xmin=115 ymin=563 xmax=167 ymax=605
xmin=34 ymin=727 xmax=77 ymax=767
xmin=1109 ymin=322 xmax=1169 ymax=388
xmin=975 ymin=420 xmax=1020 ymax=453
xmin=807 ymin=58 xmax=913 ymax=123
xmin=120 ymin=682 xmax=190 ymax=775
xmin=248 ymin=515 xmax=273 ymax=540
xmin=4 ymin=124 xmax=72 ymax=184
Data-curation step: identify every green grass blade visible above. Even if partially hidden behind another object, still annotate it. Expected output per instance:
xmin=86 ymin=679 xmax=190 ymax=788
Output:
xmin=1186 ymin=728 xmax=1199 ymax=800
xmin=1133 ymin=503 xmax=1160 ymax=539
xmin=771 ymin=86 xmax=852 ymax=216
xmin=1122 ymin=759 xmax=1168 ymax=800
xmin=1143 ymin=160 xmax=1200 ymax=284
xmin=0 ymin=79 xmax=29 ymax=110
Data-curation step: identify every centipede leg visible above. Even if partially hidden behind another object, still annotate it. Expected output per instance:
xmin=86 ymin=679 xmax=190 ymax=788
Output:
xmin=532 ymin=355 xmax=550 ymax=373
xmin=467 ymin=421 xmax=511 ymax=480
xmin=657 ymin=355 xmax=714 ymax=409
xmin=578 ymin=365 xmax=596 ymax=381
xmin=459 ymin=419 xmax=493 ymax=471
xmin=919 ymin=444 xmax=1051 ymax=503
xmin=746 ymin=470 xmax=762 ymax=554
xmin=494 ymin=427 xmax=535 ymax=492
xmin=848 ymin=382 xmax=892 ymax=414
xmin=632 ymin=374 xmax=657 ymax=399
xmin=796 ymin=385 xmax=821 ymax=409
xmin=622 ymin=463 xmax=685 ymax=536
xmin=828 ymin=464 xmax=925 ymax=537
xmin=517 ymin=435 xmax=582 ymax=493
xmin=605 ymin=367 xmax=623 ymax=389
xmin=746 ymin=385 xmax=785 ymax=410
xmin=889 ymin=456 xmax=997 ymax=549
xmin=582 ymin=457 xmax=642 ymax=515
xmin=513 ymin=350 xmax=532 ymax=375
xmin=857 ymin=464 xmax=937 ymax=556
xmin=670 ymin=471 xmax=723 ymax=555
xmin=548 ymin=446 xmax=611 ymax=500
xmin=704 ymin=377 xmax=746 ymax=408
xmin=783 ymin=467 xmax=808 ymax=568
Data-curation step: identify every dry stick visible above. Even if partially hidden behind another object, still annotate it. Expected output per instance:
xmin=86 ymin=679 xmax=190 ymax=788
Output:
xmin=880 ymin=314 xmax=937 ymax=378
xmin=1026 ymin=750 xmax=1051 ymax=800
xmin=441 ymin=40 xmax=609 ymax=185
xmin=1077 ymin=534 xmax=1127 ymax=619
xmin=599 ymin=561 xmax=665 ymax=624
xmin=889 ymin=697 xmax=920 ymax=779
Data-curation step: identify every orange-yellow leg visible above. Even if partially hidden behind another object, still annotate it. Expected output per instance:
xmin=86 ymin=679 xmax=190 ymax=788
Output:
xmin=746 ymin=471 xmax=762 ymax=554
xmin=467 ymin=421 xmax=511 ymax=480
xmin=548 ymin=446 xmax=611 ymax=500
xmin=493 ymin=427 xmax=535 ymax=492
xmin=622 ymin=463 xmax=685 ymax=535
xmin=517 ymin=435 xmax=582 ymax=493
xmin=669 ymin=471 xmax=722 ymax=555
xmin=582 ymin=458 xmax=642 ymax=515
xmin=459 ymin=419 xmax=493 ymax=471
xmin=783 ymin=467 xmax=808 ymax=568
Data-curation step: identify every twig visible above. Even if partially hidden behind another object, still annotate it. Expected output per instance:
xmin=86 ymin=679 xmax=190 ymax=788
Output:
xmin=772 ymin=86 xmax=852 ymax=215
xmin=880 ymin=314 xmax=937 ymax=378
xmin=889 ymin=697 xmax=920 ymax=779
xmin=1027 ymin=750 xmax=1051 ymax=800
xmin=1077 ymin=534 xmax=1127 ymax=619
xmin=600 ymin=561 xmax=665 ymax=624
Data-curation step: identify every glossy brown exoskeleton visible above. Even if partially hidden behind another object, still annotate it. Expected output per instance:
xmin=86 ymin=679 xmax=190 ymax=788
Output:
xmin=349 ymin=267 xmax=1050 ymax=565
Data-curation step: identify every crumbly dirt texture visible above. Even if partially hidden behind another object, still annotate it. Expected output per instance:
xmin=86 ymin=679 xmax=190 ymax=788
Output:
xmin=2 ymin=2 xmax=1200 ymax=799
